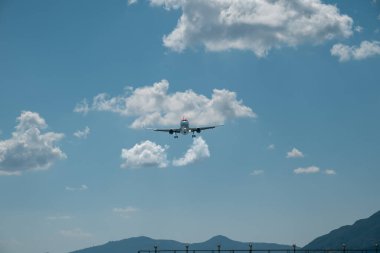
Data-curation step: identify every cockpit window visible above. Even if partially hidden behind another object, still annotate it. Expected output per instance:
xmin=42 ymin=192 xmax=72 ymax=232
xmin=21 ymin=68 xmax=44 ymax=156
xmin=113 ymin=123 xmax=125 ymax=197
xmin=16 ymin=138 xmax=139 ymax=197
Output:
xmin=180 ymin=120 xmax=189 ymax=127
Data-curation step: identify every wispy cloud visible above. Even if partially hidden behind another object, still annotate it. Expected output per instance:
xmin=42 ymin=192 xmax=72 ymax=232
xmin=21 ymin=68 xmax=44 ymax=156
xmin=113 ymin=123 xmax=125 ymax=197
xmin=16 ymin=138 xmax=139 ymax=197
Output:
xmin=75 ymin=79 xmax=255 ymax=128
xmin=73 ymin=126 xmax=90 ymax=139
xmin=65 ymin=185 xmax=88 ymax=191
xmin=324 ymin=169 xmax=337 ymax=175
xmin=250 ymin=170 xmax=264 ymax=176
xmin=331 ymin=40 xmax=380 ymax=62
xmin=294 ymin=166 xmax=337 ymax=175
xmin=113 ymin=206 xmax=138 ymax=218
xmin=150 ymin=0 xmax=353 ymax=57
xmin=267 ymin=144 xmax=275 ymax=150
xmin=121 ymin=140 xmax=169 ymax=169
xmin=172 ymin=137 xmax=210 ymax=166
xmin=60 ymin=228 xmax=92 ymax=238
xmin=286 ymin=148 xmax=304 ymax=158
xmin=354 ymin=26 xmax=363 ymax=33
xmin=127 ymin=0 xmax=138 ymax=5
xmin=0 ymin=111 xmax=66 ymax=176
xmin=294 ymin=166 xmax=320 ymax=174
xmin=47 ymin=215 xmax=72 ymax=221
xmin=0 ymin=171 xmax=21 ymax=176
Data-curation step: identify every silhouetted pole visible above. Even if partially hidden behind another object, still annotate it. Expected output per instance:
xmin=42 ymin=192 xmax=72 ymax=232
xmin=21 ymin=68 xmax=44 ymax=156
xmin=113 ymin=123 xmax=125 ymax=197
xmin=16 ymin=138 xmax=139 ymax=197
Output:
xmin=249 ymin=243 xmax=253 ymax=253
xmin=375 ymin=244 xmax=378 ymax=253
xmin=154 ymin=245 xmax=158 ymax=253
xmin=342 ymin=244 xmax=346 ymax=253
xmin=218 ymin=244 xmax=221 ymax=253
xmin=293 ymin=244 xmax=296 ymax=253
xmin=186 ymin=244 xmax=189 ymax=253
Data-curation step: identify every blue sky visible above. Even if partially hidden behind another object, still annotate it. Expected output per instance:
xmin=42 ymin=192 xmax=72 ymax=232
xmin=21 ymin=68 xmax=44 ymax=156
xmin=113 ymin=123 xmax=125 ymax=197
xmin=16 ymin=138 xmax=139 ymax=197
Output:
xmin=1 ymin=0 xmax=380 ymax=252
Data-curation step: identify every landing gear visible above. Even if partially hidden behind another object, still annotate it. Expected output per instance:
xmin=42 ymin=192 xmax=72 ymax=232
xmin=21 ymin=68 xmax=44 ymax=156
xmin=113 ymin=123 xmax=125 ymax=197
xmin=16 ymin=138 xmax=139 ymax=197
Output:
xmin=192 ymin=134 xmax=196 ymax=138
xmin=174 ymin=135 xmax=178 ymax=139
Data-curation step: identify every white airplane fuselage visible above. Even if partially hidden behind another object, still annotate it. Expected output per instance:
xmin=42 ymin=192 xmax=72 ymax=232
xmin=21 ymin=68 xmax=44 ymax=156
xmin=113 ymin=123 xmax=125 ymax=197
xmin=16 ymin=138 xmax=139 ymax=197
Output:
xmin=152 ymin=118 xmax=219 ymax=138
xmin=179 ymin=119 xmax=190 ymax=135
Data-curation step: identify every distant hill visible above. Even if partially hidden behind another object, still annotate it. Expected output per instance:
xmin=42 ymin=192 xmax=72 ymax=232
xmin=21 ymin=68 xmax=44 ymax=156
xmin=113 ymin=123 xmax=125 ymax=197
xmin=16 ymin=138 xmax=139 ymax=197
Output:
xmin=70 ymin=235 xmax=293 ymax=253
xmin=303 ymin=210 xmax=380 ymax=249
xmin=71 ymin=211 xmax=380 ymax=253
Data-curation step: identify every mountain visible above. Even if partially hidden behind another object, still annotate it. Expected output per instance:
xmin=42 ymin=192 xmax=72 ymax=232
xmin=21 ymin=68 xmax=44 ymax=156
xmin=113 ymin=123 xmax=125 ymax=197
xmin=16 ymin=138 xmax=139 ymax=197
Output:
xmin=70 ymin=235 xmax=293 ymax=253
xmin=71 ymin=210 xmax=380 ymax=253
xmin=304 ymin=210 xmax=380 ymax=249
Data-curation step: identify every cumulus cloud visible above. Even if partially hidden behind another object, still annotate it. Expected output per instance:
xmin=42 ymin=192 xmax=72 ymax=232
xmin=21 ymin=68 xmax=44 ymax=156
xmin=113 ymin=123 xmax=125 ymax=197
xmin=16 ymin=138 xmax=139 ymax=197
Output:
xmin=73 ymin=126 xmax=90 ymax=139
xmin=113 ymin=206 xmax=138 ymax=218
xmin=65 ymin=184 xmax=88 ymax=191
xmin=0 ymin=111 xmax=66 ymax=176
xmin=286 ymin=148 xmax=304 ymax=158
xmin=150 ymin=0 xmax=353 ymax=57
xmin=294 ymin=166 xmax=320 ymax=174
xmin=75 ymin=79 xmax=255 ymax=128
xmin=60 ymin=228 xmax=92 ymax=238
xmin=331 ymin=40 xmax=380 ymax=61
xmin=172 ymin=137 xmax=210 ymax=166
xmin=250 ymin=170 xmax=264 ymax=176
xmin=121 ymin=140 xmax=169 ymax=169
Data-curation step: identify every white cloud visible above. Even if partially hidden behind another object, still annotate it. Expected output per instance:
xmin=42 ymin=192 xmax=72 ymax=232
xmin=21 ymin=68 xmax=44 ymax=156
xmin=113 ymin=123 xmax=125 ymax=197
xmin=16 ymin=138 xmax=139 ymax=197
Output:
xmin=47 ymin=215 xmax=72 ymax=221
xmin=0 ymin=171 xmax=21 ymax=176
xmin=250 ymin=170 xmax=264 ymax=176
xmin=121 ymin=140 xmax=169 ymax=169
xmin=65 ymin=184 xmax=88 ymax=191
xmin=172 ymin=137 xmax=210 ymax=166
xmin=75 ymin=79 xmax=255 ymax=128
xmin=60 ymin=228 xmax=92 ymax=238
xmin=294 ymin=166 xmax=320 ymax=174
xmin=150 ymin=0 xmax=353 ymax=57
xmin=113 ymin=206 xmax=138 ymax=218
xmin=325 ymin=169 xmax=336 ymax=175
xmin=267 ymin=144 xmax=275 ymax=150
xmin=0 ymin=111 xmax=66 ymax=176
xmin=128 ymin=0 xmax=138 ymax=5
xmin=73 ymin=126 xmax=90 ymax=139
xmin=286 ymin=148 xmax=304 ymax=158
xmin=331 ymin=40 xmax=380 ymax=62
xmin=354 ymin=26 xmax=363 ymax=33
xmin=73 ymin=99 xmax=90 ymax=115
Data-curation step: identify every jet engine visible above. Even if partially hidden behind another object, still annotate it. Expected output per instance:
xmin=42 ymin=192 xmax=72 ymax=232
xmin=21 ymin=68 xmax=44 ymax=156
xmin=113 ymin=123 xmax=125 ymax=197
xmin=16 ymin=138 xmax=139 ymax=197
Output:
xmin=196 ymin=128 xmax=201 ymax=133
xmin=169 ymin=129 xmax=174 ymax=135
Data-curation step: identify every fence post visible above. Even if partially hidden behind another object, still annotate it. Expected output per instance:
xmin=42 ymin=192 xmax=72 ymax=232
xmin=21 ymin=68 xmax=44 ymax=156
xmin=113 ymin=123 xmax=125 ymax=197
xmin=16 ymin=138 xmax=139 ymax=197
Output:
xmin=218 ymin=244 xmax=221 ymax=253
xmin=293 ymin=244 xmax=296 ymax=253
xmin=155 ymin=245 xmax=158 ymax=253
xmin=342 ymin=244 xmax=346 ymax=253
xmin=376 ymin=244 xmax=379 ymax=253
xmin=249 ymin=243 xmax=253 ymax=253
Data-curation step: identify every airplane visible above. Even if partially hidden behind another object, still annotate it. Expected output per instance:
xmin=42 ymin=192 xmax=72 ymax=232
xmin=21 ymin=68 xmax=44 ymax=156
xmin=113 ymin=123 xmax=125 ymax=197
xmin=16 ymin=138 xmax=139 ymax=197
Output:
xmin=150 ymin=118 xmax=223 ymax=138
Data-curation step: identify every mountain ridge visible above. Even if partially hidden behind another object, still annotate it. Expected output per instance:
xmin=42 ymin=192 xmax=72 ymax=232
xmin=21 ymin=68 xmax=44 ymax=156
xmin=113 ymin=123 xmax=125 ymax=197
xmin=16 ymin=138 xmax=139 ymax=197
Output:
xmin=70 ymin=235 xmax=293 ymax=253
xmin=71 ymin=211 xmax=380 ymax=253
xmin=303 ymin=210 xmax=380 ymax=249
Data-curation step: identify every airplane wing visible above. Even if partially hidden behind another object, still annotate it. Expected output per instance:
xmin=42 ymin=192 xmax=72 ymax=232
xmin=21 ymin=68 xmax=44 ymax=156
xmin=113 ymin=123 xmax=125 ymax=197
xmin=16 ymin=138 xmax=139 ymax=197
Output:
xmin=152 ymin=128 xmax=180 ymax=133
xmin=189 ymin=124 xmax=223 ymax=132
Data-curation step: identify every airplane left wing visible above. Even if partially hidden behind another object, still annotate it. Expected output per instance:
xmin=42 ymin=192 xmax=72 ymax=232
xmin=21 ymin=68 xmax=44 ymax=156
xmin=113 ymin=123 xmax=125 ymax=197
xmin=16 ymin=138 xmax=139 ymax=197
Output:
xmin=152 ymin=128 xmax=180 ymax=133
xmin=189 ymin=124 xmax=223 ymax=132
